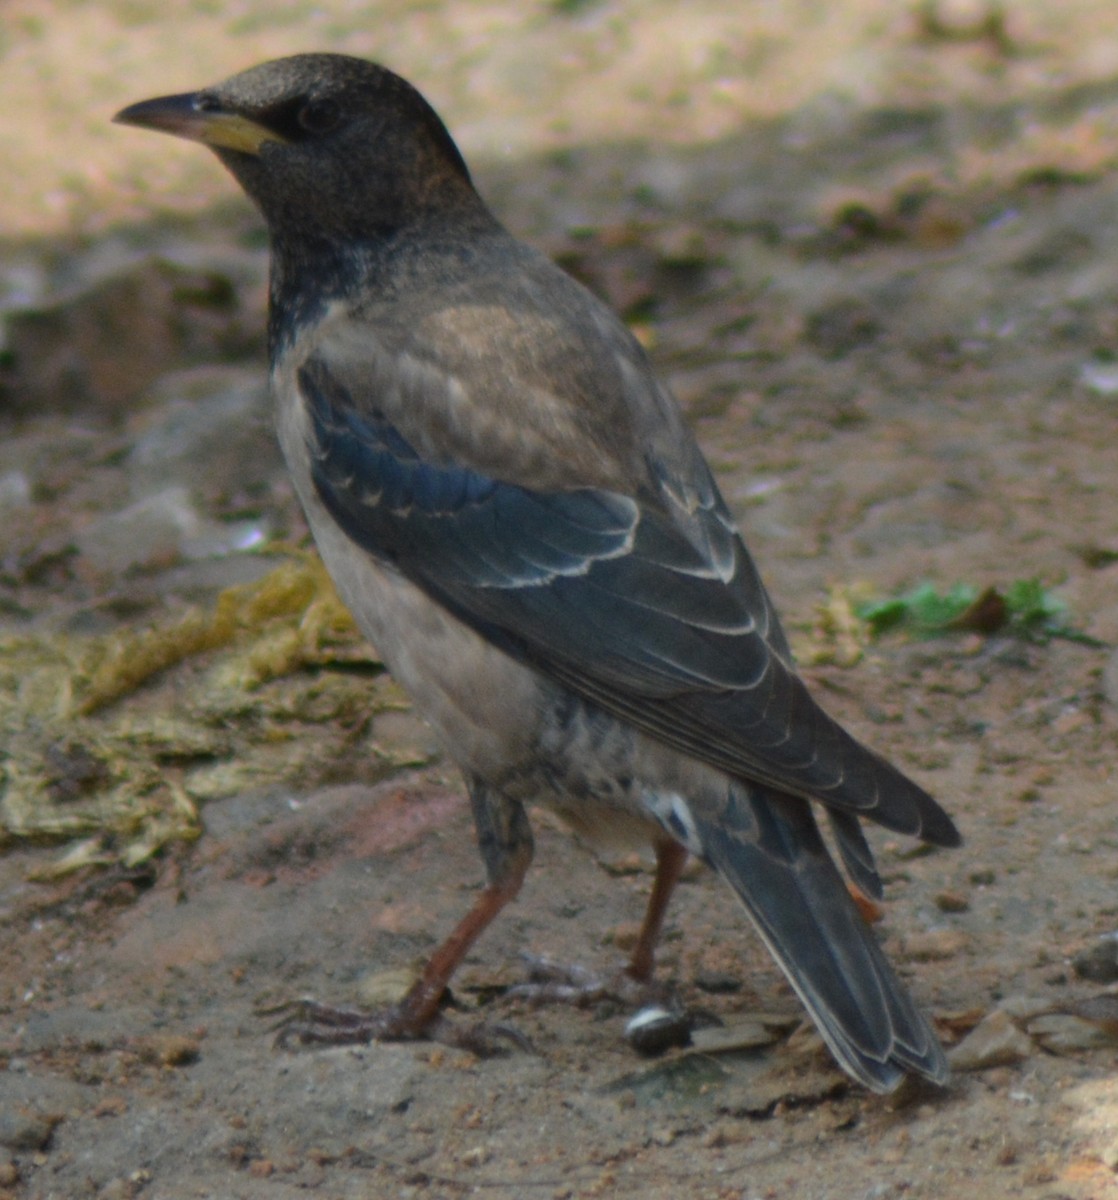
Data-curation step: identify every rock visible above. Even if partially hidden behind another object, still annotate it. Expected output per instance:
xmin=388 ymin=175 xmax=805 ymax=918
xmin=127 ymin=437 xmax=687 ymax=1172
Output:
xmin=805 ymin=297 xmax=882 ymax=358
xmin=1101 ymin=1136 xmax=1118 ymax=1172
xmin=1027 ymin=1013 xmax=1118 ymax=1054
xmin=1101 ymin=650 xmax=1118 ymax=710
xmin=996 ymin=995 xmax=1056 ymax=1021
xmin=902 ymin=927 xmax=969 ymax=962
xmin=948 ymin=1009 xmax=1034 ymax=1072
xmin=126 ymin=367 xmax=278 ymax=504
xmin=934 ymin=890 xmax=970 ymax=913
xmin=625 ymin=1006 xmax=692 ymax=1055
xmin=0 ymin=1113 xmax=54 ymax=1152
xmin=693 ymin=970 xmax=744 ymax=994
xmin=0 ymin=471 xmax=31 ymax=509
xmin=689 ymin=1019 xmax=784 ymax=1054
xmin=356 ymin=966 xmax=420 ymax=1008
xmin=74 ymin=487 xmax=204 ymax=574
xmin=134 ymin=1034 xmax=202 ymax=1067
xmin=1073 ymin=933 xmax=1118 ymax=983
xmin=0 ymin=256 xmax=262 ymax=419
xmin=1080 ymin=359 xmax=1118 ymax=396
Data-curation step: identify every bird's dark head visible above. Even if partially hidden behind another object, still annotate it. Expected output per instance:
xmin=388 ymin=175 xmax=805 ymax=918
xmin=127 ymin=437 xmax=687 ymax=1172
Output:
xmin=114 ymin=53 xmax=483 ymax=244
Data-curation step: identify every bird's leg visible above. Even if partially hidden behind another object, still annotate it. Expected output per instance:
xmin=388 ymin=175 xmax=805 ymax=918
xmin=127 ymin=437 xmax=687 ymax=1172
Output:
xmin=275 ymin=782 xmax=535 ymax=1054
xmin=625 ymin=839 xmax=688 ymax=983
xmin=514 ymin=838 xmax=688 ymax=1008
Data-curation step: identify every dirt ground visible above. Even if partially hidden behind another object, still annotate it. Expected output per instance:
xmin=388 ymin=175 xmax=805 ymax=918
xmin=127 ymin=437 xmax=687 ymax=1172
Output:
xmin=3 ymin=2 xmax=1118 ymax=1198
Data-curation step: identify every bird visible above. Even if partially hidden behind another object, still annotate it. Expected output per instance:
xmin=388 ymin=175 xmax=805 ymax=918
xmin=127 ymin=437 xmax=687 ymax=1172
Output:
xmin=114 ymin=53 xmax=960 ymax=1092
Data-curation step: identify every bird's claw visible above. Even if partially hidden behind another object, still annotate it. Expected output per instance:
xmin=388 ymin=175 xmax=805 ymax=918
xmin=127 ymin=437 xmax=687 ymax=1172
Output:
xmin=508 ymin=953 xmax=678 ymax=1010
xmin=267 ymin=998 xmax=534 ymax=1056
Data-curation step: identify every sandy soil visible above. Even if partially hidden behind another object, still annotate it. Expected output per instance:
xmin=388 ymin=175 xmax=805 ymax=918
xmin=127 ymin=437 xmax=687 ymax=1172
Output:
xmin=3 ymin=3 xmax=1118 ymax=1198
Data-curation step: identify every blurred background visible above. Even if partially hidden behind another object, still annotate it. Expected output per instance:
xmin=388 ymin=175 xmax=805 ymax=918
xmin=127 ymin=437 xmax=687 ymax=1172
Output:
xmin=6 ymin=0 xmax=1118 ymax=237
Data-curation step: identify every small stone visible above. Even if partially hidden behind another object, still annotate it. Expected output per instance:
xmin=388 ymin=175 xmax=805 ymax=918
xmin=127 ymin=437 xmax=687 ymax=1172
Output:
xmin=690 ymin=1018 xmax=785 ymax=1054
xmin=357 ymin=966 xmax=419 ymax=1007
xmin=1073 ymin=933 xmax=1118 ymax=983
xmin=136 ymin=1034 xmax=201 ymax=1067
xmin=0 ymin=471 xmax=31 ymax=509
xmin=996 ymin=995 xmax=1054 ymax=1021
xmin=96 ymin=1179 xmax=135 ymax=1200
xmin=625 ymin=1006 xmax=692 ymax=1055
xmin=1080 ymin=360 xmax=1118 ymax=395
xmin=607 ymin=922 xmax=641 ymax=954
xmin=994 ymin=1141 xmax=1018 ymax=1166
xmin=127 ymin=367 xmax=275 ymax=503
xmin=1027 ymin=1013 xmax=1118 ymax=1054
xmin=1101 ymin=648 xmax=1118 ymax=708
xmin=934 ymin=891 xmax=970 ymax=913
xmin=0 ymin=1114 xmax=54 ymax=1152
xmin=701 ymin=1122 xmax=734 ymax=1149
xmin=693 ymin=970 xmax=743 ymax=994
xmin=948 ymin=1009 xmax=1034 ymax=1072
xmin=902 ymin=928 xmax=969 ymax=961
xmin=1101 ymin=1136 xmax=1118 ymax=1172
xmin=75 ymin=487 xmax=203 ymax=574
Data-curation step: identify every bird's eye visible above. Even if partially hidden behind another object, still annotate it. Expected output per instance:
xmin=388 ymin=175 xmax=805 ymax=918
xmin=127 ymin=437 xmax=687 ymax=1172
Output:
xmin=298 ymin=98 xmax=341 ymax=134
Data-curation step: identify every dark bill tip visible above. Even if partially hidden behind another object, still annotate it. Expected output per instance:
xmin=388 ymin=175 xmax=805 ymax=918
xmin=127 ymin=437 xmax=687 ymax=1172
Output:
xmin=113 ymin=92 xmax=287 ymax=156
xmin=114 ymin=91 xmax=208 ymax=137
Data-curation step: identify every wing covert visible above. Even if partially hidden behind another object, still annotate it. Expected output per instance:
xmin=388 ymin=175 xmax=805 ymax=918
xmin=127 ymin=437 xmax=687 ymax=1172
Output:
xmin=300 ymin=355 xmax=959 ymax=847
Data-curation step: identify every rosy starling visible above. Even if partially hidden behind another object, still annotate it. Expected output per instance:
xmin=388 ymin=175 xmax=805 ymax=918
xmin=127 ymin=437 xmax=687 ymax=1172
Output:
xmin=116 ymin=54 xmax=959 ymax=1092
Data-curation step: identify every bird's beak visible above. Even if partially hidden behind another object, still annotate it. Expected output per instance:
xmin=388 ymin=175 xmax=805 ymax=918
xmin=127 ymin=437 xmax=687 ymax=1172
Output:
xmin=113 ymin=92 xmax=287 ymax=156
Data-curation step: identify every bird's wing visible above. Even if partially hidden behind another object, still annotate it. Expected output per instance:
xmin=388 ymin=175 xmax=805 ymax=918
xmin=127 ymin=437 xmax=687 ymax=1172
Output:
xmin=297 ymin=349 xmax=957 ymax=848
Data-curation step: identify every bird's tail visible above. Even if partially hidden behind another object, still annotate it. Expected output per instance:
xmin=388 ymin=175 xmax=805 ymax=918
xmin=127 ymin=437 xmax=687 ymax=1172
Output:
xmin=692 ymin=783 xmax=947 ymax=1092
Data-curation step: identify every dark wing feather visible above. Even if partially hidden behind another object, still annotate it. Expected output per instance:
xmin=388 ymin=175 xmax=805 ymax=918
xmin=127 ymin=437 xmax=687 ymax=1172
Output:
xmin=301 ymin=356 xmax=958 ymax=847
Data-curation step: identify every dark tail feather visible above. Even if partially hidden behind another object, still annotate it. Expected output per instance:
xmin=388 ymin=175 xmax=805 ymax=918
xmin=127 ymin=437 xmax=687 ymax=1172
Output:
xmin=826 ymin=808 xmax=883 ymax=901
xmin=695 ymin=783 xmax=947 ymax=1092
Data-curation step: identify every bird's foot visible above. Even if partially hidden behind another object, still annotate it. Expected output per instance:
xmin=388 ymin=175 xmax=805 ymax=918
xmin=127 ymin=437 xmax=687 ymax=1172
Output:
xmin=507 ymin=955 xmax=696 ymax=1054
xmin=508 ymin=954 xmax=676 ymax=1009
xmin=268 ymin=998 xmax=534 ymax=1057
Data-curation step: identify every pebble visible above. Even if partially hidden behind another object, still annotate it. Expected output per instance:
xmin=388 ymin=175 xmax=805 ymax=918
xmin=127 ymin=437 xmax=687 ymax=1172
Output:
xmin=693 ymin=970 xmax=743 ymax=994
xmin=74 ymin=486 xmax=203 ymax=574
xmin=357 ymin=966 xmax=419 ymax=1007
xmin=0 ymin=471 xmax=31 ymax=509
xmin=902 ymin=928 xmax=969 ymax=961
xmin=948 ymin=1009 xmax=1034 ymax=1072
xmin=0 ymin=1114 xmax=53 ymax=1152
xmin=1102 ymin=648 xmax=1118 ymax=708
xmin=1101 ymin=1136 xmax=1118 ymax=1172
xmin=689 ymin=1019 xmax=782 ymax=1053
xmin=1072 ymin=932 xmax=1118 ymax=983
xmin=1 ymin=254 xmax=263 ymax=419
xmin=1080 ymin=359 xmax=1118 ymax=395
xmin=1027 ymin=1013 xmax=1118 ymax=1053
xmin=127 ymin=366 xmax=277 ymax=502
xmin=625 ymin=1006 xmax=692 ymax=1055
xmin=135 ymin=1034 xmax=201 ymax=1067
